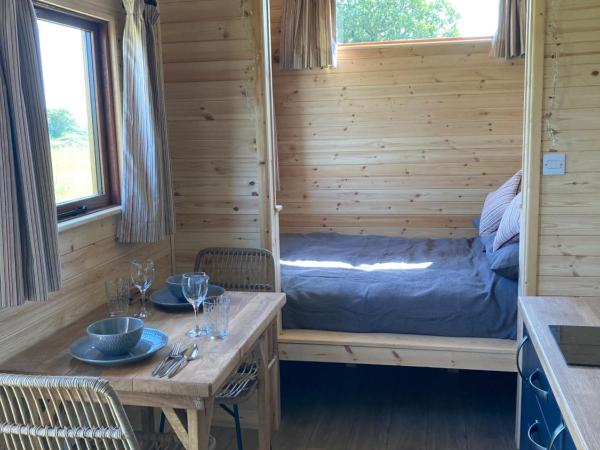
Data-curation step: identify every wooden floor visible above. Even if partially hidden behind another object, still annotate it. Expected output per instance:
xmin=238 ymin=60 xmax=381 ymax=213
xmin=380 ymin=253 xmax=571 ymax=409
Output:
xmin=212 ymin=362 xmax=517 ymax=450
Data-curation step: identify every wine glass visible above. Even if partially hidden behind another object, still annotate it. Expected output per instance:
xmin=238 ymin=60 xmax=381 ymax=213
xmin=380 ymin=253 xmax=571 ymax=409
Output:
xmin=182 ymin=272 xmax=209 ymax=338
xmin=130 ymin=259 xmax=155 ymax=319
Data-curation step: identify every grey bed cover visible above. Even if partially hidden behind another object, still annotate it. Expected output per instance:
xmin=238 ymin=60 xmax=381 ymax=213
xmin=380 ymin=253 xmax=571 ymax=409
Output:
xmin=280 ymin=233 xmax=517 ymax=340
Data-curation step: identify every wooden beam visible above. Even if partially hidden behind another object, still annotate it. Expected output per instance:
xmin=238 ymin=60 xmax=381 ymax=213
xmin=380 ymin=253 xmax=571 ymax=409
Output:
xmin=252 ymin=0 xmax=281 ymax=289
xmin=163 ymin=408 xmax=189 ymax=448
xmin=279 ymin=329 xmax=517 ymax=373
xmin=520 ymin=0 xmax=547 ymax=297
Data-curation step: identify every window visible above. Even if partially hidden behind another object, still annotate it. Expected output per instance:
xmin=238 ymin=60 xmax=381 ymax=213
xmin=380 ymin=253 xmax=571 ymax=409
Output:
xmin=336 ymin=0 xmax=499 ymax=44
xmin=36 ymin=7 xmax=118 ymax=219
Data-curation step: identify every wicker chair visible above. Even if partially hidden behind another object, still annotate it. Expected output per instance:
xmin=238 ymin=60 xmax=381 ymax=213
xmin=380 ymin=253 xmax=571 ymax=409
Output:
xmin=196 ymin=247 xmax=275 ymax=450
xmin=194 ymin=247 xmax=276 ymax=293
xmin=0 ymin=373 xmax=215 ymax=450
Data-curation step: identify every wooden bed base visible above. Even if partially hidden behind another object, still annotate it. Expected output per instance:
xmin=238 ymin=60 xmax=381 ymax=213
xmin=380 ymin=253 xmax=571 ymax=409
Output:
xmin=279 ymin=329 xmax=517 ymax=373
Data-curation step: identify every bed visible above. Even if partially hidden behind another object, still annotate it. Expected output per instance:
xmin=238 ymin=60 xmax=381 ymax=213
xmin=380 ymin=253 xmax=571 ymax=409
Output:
xmin=278 ymin=232 xmax=519 ymax=372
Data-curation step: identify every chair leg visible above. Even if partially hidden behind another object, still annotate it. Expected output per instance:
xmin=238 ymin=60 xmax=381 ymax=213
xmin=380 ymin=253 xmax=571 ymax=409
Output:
xmin=233 ymin=404 xmax=244 ymax=450
xmin=159 ymin=411 xmax=166 ymax=433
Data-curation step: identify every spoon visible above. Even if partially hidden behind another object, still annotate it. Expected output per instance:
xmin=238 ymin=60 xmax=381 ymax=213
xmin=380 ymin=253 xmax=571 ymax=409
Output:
xmin=167 ymin=343 xmax=199 ymax=378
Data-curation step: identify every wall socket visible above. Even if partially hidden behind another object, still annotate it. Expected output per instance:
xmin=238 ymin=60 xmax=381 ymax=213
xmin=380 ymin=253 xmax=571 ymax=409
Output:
xmin=543 ymin=153 xmax=566 ymax=176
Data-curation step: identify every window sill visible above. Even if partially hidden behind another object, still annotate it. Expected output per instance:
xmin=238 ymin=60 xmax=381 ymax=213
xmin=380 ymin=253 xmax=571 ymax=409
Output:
xmin=57 ymin=205 xmax=122 ymax=233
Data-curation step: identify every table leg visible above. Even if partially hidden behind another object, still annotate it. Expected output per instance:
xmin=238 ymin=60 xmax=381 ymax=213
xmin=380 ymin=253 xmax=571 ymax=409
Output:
xmin=187 ymin=398 xmax=214 ymax=450
xmin=257 ymin=334 xmax=271 ymax=450
xmin=140 ymin=407 xmax=155 ymax=432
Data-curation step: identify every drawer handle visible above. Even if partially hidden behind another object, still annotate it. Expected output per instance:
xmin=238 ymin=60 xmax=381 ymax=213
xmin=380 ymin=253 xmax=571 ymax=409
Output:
xmin=528 ymin=421 xmax=565 ymax=450
xmin=527 ymin=421 xmax=547 ymax=450
xmin=516 ymin=335 xmax=529 ymax=380
xmin=548 ymin=423 xmax=566 ymax=450
xmin=528 ymin=369 xmax=549 ymax=401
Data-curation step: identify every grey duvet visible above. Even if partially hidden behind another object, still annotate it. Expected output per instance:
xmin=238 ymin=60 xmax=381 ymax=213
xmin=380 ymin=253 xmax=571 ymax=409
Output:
xmin=280 ymin=233 xmax=517 ymax=339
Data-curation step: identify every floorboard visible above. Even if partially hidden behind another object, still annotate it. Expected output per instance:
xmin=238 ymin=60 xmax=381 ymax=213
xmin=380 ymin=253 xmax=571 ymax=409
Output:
xmin=211 ymin=362 xmax=517 ymax=450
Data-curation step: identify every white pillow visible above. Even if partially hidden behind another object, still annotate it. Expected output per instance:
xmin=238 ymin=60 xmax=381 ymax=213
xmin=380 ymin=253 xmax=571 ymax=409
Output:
xmin=494 ymin=192 xmax=523 ymax=251
xmin=479 ymin=170 xmax=522 ymax=236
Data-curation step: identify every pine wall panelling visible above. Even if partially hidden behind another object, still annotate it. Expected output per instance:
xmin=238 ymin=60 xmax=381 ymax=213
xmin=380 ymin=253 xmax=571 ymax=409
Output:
xmin=0 ymin=0 xmax=172 ymax=364
xmin=270 ymin=0 xmax=525 ymax=238
xmin=161 ymin=0 xmax=266 ymax=272
xmin=536 ymin=0 xmax=600 ymax=296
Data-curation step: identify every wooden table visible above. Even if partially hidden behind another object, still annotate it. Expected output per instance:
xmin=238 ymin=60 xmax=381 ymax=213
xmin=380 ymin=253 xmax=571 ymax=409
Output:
xmin=0 ymin=291 xmax=286 ymax=450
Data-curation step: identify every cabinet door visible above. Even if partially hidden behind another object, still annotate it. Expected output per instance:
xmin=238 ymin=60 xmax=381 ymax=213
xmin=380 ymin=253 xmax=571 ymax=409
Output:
xmin=561 ymin=428 xmax=577 ymax=450
xmin=519 ymin=326 xmax=576 ymax=450
xmin=519 ymin=332 xmax=535 ymax=449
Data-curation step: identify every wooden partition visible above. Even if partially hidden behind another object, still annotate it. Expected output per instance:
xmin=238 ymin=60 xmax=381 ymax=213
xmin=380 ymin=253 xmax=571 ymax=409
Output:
xmin=270 ymin=1 xmax=525 ymax=238
xmin=0 ymin=0 xmax=172 ymax=363
xmin=161 ymin=0 xmax=275 ymax=273
xmin=534 ymin=0 xmax=600 ymax=296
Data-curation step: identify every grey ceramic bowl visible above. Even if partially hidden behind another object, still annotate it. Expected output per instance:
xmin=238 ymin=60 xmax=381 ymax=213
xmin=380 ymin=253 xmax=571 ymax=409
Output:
xmin=86 ymin=317 xmax=144 ymax=356
xmin=166 ymin=274 xmax=185 ymax=299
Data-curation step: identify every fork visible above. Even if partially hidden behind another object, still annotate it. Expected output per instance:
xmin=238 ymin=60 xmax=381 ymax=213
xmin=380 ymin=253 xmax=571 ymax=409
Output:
xmin=152 ymin=342 xmax=182 ymax=377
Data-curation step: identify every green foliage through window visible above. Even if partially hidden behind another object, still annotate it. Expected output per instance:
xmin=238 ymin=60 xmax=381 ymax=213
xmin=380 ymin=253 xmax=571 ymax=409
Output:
xmin=336 ymin=0 xmax=461 ymax=44
xmin=47 ymin=108 xmax=82 ymax=140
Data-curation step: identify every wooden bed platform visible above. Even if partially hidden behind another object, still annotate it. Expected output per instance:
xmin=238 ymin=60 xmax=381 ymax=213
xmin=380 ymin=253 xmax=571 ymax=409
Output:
xmin=279 ymin=329 xmax=517 ymax=373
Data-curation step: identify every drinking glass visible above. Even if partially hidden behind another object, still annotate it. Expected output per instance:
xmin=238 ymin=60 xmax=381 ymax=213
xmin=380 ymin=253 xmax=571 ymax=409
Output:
xmin=182 ymin=272 xmax=209 ymax=338
xmin=105 ymin=278 xmax=130 ymax=317
xmin=204 ymin=294 xmax=231 ymax=340
xmin=130 ymin=259 xmax=155 ymax=319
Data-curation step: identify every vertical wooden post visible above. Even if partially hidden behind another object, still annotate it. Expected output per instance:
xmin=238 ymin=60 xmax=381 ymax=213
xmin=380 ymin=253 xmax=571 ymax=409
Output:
xmin=256 ymin=333 xmax=272 ymax=450
xmin=520 ymin=0 xmax=546 ymax=298
xmin=251 ymin=0 xmax=282 ymax=291
xmin=268 ymin=319 xmax=281 ymax=431
xmin=187 ymin=399 xmax=214 ymax=450
xmin=517 ymin=0 xmax=547 ymax=447
xmin=139 ymin=406 xmax=155 ymax=433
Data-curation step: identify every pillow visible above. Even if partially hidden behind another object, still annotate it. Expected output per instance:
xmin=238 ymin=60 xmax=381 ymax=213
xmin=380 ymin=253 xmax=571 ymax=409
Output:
xmin=479 ymin=170 xmax=522 ymax=235
xmin=487 ymin=242 xmax=519 ymax=280
xmin=493 ymin=191 xmax=523 ymax=251
xmin=480 ymin=232 xmax=496 ymax=254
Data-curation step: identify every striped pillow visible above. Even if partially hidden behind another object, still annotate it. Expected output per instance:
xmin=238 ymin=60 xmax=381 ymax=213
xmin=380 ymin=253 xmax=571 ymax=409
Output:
xmin=479 ymin=170 xmax=522 ymax=236
xmin=494 ymin=192 xmax=523 ymax=251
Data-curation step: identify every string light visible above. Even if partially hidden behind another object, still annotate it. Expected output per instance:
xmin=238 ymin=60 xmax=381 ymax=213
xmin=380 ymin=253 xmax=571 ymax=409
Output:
xmin=544 ymin=0 xmax=560 ymax=150
xmin=241 ymin=0 xmax=258 ymax=118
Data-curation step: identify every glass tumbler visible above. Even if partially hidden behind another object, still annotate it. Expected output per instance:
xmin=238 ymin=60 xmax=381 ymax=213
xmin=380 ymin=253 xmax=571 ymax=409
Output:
xmin=105 ymin=278 xmax=130 ymax=317
xmin=204 ymin=294 xmax=231 ymax=340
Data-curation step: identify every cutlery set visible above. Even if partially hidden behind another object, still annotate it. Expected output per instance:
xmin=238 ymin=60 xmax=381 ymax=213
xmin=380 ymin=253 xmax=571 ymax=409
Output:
xmin=152 ymin=342 xmax=199 ymax=378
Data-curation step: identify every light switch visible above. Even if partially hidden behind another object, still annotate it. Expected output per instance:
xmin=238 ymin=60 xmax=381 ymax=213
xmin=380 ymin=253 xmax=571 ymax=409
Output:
xmin=543 ymin=153 xmax=566 ymax=176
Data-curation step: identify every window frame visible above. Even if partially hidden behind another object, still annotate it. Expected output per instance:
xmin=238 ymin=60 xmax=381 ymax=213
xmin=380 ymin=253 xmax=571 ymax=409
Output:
xmin=337 ymin=36 xmax=493 ymax=48
xmin=35 ymin=5 xmax=120 ymax=221
xmin=334 ymin=0 xmax=497 ymax=46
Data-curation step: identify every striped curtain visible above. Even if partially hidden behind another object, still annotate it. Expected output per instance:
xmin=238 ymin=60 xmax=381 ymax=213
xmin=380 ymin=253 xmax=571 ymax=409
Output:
xmin=280 ymin=0 xmax=337 ymax=70
xmin=119 ymin=0 xmax=174 ymax=243
xmin=491 ymin=0 xmax=527 ymax=59
xmin=0 ymin=0 xmax=61 ymax=307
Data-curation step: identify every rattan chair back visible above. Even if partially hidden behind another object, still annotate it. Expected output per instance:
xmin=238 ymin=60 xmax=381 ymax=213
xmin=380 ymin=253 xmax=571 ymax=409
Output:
xmin=194 ymin=247 xmax=276 ymax=293
xmin=0 ymin=373 xmax=139 ymax=450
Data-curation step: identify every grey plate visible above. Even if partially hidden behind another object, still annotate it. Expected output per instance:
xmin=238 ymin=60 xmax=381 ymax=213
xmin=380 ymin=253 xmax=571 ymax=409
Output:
xmin=149 ymin=285 xmax=225 ymax=312
xmin=70 ymin=328 xmax=168 ymax=366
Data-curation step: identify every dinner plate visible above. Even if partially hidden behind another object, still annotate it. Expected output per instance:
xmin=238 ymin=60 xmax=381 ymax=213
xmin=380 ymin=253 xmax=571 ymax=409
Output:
xmin=70 ymin=328 xmax=168 ymax=366
xmin=149 ymin=285 xmax=225 ymax=312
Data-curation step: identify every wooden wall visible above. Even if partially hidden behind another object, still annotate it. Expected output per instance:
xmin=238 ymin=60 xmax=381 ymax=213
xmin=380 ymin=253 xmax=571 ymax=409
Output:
xmin=270 ymin=1 xmax=525 ymax=238
xmin=161 ymin=0 xmax=265 ymax=272
xmin=0 ymin=0 xmax=172 ymax=363
xmin=536 ymin=0 xmax=600 ymax=296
